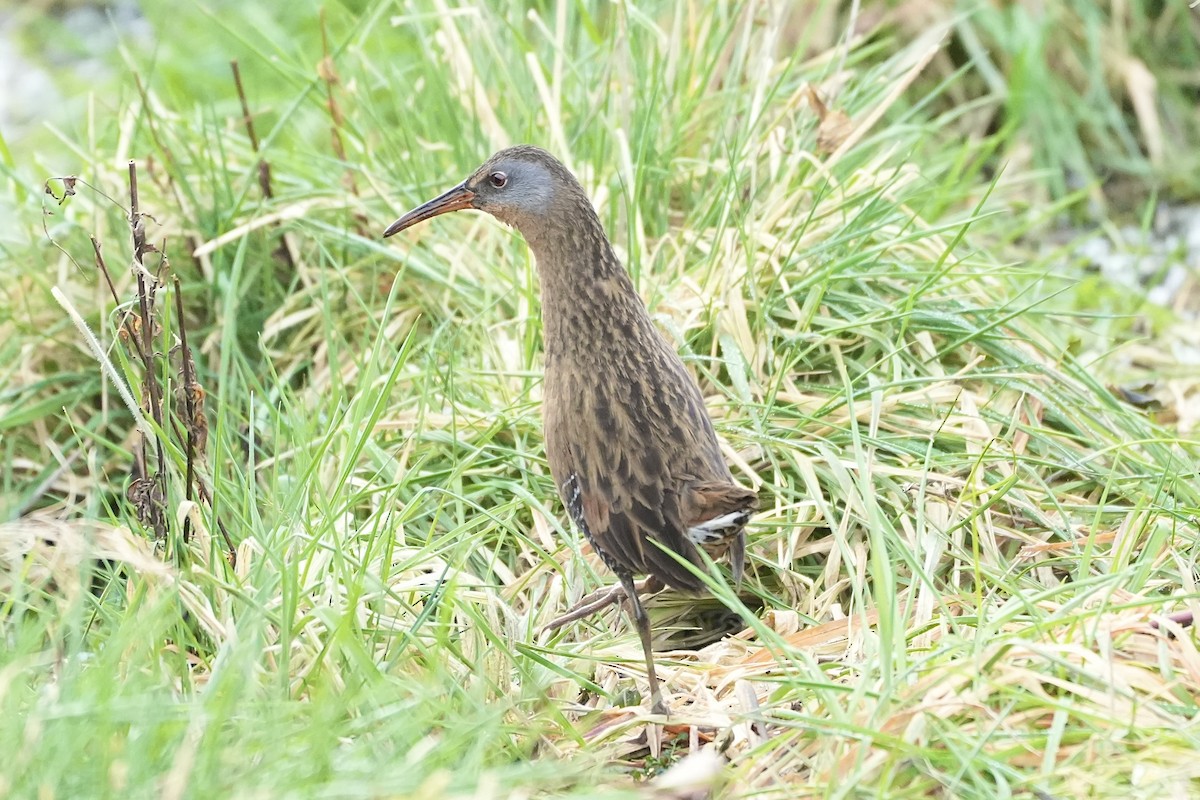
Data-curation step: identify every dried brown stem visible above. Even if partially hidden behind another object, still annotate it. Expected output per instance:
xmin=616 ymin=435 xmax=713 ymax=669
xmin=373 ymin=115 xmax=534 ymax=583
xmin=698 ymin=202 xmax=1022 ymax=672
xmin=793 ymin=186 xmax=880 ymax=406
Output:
xmin=231 ymin=59 xmax=274 ymax=200
xmin=193 ymin=478 xmax=236 ymax=564
xmin=93 ymin=237 xmax=121 ymax=307
xmin=92 ymin=236 xmax=153 ymax=367
xmin=173 ymin=277 xmax=196 ymax=542
xmin=318 ymin=10 xmax=368 ymax=235
xmin=128 ymin=161 xmax=168 ymax=540
xmin=319 ymin=10 xmax=349 ymax=167
xmin=170 ymin=278 xmax=234 ymax=564
xmin=230 ymin=59 xmax=297 ymax=271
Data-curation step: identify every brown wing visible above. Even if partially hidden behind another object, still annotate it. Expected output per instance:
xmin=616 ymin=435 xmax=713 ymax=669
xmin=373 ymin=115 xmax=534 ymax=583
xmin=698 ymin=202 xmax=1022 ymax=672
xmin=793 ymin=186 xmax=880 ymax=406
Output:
xmin=543 ymin=339 xmax=754 ymax=593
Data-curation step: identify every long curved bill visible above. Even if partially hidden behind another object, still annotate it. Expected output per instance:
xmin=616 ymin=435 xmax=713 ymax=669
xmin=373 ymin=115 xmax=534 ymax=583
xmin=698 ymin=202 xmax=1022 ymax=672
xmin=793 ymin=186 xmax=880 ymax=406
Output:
xmin=383 ymin=182 xmax=476 ymax=238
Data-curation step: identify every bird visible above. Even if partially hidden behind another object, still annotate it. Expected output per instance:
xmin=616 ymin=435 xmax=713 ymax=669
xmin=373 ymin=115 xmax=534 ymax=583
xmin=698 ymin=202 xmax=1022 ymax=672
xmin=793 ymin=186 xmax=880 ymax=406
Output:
xmin=383 ymin=145 xmax=757 ymax=715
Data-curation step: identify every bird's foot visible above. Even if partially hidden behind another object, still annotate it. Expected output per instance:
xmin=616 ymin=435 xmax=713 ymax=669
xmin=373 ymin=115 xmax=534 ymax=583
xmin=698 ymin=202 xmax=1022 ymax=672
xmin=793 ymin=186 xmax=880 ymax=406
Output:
xmin=543 ymin=584 xmax=625 ymax=632
xmin=542 ymin=576 xmax=663 ymax=633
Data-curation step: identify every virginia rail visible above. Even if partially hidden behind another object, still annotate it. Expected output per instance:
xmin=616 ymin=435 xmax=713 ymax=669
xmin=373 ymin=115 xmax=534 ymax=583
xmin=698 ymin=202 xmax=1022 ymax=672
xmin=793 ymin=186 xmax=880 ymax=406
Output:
xmin=384 ymin=146 xmax=757 ymax=714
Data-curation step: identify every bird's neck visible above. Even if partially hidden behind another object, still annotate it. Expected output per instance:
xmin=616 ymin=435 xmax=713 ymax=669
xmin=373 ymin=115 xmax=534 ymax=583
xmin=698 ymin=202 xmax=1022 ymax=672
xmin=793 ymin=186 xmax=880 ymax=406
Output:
xmin=522 ymin=201 xmax=654 ymax=361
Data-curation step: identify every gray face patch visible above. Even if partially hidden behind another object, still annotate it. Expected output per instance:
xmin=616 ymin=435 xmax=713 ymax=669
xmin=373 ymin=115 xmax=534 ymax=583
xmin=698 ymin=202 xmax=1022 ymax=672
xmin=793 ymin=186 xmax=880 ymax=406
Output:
xmin=472 ymin=158 xmax=557 ymax=225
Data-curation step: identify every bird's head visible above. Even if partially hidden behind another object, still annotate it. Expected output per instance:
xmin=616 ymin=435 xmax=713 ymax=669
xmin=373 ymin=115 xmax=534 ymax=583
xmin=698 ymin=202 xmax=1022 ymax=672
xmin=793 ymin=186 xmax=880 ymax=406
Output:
xmin=383 ymin=145 xmax=578 ymax=239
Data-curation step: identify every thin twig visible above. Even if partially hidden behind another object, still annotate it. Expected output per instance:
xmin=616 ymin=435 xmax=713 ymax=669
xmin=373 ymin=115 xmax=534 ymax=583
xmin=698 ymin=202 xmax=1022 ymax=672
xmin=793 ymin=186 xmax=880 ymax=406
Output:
xmin=173 ymin=276 xmax=196 ymax=543
xmin=171 ymin=275 xmax=233 ymax=563
xmin=91 ymin=236 xmax=153 ymax=366
xmin=194 ymin=478 xmax=237 ymax=562
xmin=128 ymin=161 xmax=168 ymax=540
xmin=231 ymin=59 xmax=273 ymax=200
xmin=319 ymin=10 xmax=350 ymax=169
xmin=231 ymin=59 xmax=298 ymax=271
xmin=318 ymin=10 xmax=368 ymax=236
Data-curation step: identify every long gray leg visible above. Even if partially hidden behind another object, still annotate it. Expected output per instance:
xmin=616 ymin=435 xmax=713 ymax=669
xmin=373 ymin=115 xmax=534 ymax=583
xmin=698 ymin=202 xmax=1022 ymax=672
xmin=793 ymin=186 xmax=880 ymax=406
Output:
xmin=618 ymin=571 xmax=667 ymax=716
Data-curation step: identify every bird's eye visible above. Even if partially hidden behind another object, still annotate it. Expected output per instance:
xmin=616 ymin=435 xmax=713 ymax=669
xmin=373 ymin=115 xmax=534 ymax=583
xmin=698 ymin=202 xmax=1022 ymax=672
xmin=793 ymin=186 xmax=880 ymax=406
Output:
xmin=489 ymin=171 xmax=508 ymax=188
